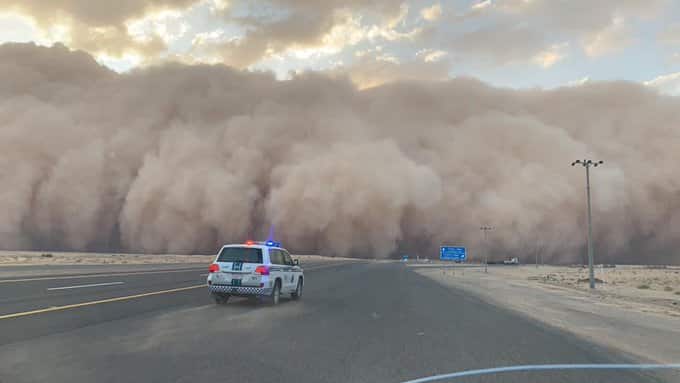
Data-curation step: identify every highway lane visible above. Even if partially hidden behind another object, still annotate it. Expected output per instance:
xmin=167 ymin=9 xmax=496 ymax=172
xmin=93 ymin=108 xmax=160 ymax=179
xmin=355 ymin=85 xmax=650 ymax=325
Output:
xmin=0 ymin=267 xmax=206 ymax=316
xmin=0 ymin=263 xmax=210 ymax=278
xmin=0 ymin=260 xmax=338 ymax=315
xmin=0 ymin=260 xmax=340 ymax=344
xmin=0 ymin=262 xmax=667 ymax=383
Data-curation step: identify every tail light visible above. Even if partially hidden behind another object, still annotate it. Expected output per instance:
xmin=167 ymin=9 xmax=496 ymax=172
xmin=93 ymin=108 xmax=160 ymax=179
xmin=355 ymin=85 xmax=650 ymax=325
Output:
xmin=254 ymin=265 xmax=270 ymax=275
xmin=209 ymin=263 xmax=219 ymax=273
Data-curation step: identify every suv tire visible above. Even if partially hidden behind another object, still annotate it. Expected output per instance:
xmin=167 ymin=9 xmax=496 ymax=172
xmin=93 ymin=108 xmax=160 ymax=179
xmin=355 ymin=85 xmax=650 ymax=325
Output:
xmin=270 ymin=280 xmax=281 ymax=305
xmin=291 ymin=278 xmax=303 ymax=300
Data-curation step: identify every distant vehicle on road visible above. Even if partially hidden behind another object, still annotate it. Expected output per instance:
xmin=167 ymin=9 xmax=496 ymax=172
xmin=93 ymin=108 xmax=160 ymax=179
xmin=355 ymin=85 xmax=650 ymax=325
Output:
xmin=207 ymin=241 xmax=303 ymax=305
xmin=503 ymin=257 xmax=519 ymax=265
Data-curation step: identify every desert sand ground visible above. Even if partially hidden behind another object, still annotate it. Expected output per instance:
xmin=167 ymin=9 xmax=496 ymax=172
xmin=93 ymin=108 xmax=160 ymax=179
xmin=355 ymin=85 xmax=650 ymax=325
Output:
xmin=493 ymin=264 xmax=680 ymax=314
xmin=0 ymin=250 xmax=351 ymax=266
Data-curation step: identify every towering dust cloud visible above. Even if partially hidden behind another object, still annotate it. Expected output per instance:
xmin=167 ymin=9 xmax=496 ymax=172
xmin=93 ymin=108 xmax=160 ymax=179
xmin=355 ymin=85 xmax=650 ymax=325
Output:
xmin=1 ymin=43 xmax=679 ymax=263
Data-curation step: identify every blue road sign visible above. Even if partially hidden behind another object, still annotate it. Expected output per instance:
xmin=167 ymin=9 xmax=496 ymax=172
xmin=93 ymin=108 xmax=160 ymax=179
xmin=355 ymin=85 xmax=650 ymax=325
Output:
xmin=440 ymin=246 xmax=466 ymax=261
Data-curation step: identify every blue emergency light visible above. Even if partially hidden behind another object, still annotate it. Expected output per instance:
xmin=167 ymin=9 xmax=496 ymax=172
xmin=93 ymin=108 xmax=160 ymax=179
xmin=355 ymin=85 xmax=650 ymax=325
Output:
xmin=245 ymin=240 xmax=281 ymax=247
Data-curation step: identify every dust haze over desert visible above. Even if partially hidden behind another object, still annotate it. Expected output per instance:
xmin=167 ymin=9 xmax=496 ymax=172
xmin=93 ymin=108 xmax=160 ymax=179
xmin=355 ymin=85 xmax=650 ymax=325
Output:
xmin=1 ymin=42 xmax=679 ymax=264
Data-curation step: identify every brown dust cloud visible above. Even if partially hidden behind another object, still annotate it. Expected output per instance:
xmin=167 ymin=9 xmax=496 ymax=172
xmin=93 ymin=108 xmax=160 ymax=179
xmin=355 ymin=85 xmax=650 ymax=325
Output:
xmin=1 ymin=43 xmax=679 ymax=264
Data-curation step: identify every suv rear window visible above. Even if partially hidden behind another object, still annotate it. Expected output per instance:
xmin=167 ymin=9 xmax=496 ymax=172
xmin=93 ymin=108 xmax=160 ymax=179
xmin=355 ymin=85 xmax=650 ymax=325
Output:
xmin=217 ymin=247 xmax=263 ymax=263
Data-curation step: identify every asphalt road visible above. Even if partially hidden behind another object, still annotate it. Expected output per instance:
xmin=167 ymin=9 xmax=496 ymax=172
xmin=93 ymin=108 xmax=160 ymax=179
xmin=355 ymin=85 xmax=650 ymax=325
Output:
xmin=0 ymin=263 xmax=210 ymax=278
xmin=0 ymin=261 xmax=669 ymax=383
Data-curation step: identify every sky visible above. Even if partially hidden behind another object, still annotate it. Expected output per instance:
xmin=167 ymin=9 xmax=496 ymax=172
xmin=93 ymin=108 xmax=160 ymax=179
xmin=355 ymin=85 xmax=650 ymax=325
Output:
xmin=2 ymin=1 xmax=680 ymax=262
xmin=1 ymin=0 xmax=680 ymax=92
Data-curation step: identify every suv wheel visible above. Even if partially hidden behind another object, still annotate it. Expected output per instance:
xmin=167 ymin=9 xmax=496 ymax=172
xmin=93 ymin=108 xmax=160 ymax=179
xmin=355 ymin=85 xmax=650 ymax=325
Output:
xmin=213 ymin=294 xmax=229 ymax=304
xmin=291 ymin=278 xmax=303 ymax=300
xmin=270 ymin=280 xmax=281 ymax=305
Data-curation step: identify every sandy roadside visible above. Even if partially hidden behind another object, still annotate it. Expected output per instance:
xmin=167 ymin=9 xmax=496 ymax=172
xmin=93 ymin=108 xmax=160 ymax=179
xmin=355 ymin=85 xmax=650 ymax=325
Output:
xmin=0 ymin=251 xmax=353 ymax=266
xmin=490 ymin=265 xmax=680 ymax=316
xmin=411 ymin=264 xmax=680 ymax=365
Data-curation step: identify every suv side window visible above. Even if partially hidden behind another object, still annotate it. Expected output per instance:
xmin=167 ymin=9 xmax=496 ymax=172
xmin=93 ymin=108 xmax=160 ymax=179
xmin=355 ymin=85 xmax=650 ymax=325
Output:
xmin=269 ymin=249 xmax=284 ymax=265
xmin=283 ymin=251 xmax=293 ymax=266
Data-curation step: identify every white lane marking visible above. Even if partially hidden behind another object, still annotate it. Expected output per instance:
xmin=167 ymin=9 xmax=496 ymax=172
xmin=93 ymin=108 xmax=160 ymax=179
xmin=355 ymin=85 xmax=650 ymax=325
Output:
xmin=401 ymin=364 xmax=680 ymax=383
xmin=47 ymin=281 xmax=125 ymax=291
xmin=199 ymin=273 xmax=208 ymax=277
xmin=0 ymin=260 xmax=363 ymax=320
xmin=0 ymin=268 xmax=205 ymax=284
xmin=0 ymin=285 xmax=205 ymax=320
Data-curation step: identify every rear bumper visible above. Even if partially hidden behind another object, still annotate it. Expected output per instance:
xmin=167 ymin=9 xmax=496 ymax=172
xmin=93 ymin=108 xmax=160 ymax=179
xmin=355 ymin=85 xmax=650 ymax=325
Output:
xmin=209 ymin=284 xmax=272 ymax=296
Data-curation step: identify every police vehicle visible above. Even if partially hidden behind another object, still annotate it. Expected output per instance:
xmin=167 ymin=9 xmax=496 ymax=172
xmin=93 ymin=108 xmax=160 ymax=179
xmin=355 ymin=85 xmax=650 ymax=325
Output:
xmin=207 ymin=240 xmax=303 ymax=305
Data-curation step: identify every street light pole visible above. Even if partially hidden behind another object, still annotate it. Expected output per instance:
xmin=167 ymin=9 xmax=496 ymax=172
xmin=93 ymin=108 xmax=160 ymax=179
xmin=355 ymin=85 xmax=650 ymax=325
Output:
xmin=571 ymin=159 xmax=603 ymax=289
xmin=535 ymin=251 xmax=539 ymax=268
xmin=480 ymin=225 xmax=493 ymax=273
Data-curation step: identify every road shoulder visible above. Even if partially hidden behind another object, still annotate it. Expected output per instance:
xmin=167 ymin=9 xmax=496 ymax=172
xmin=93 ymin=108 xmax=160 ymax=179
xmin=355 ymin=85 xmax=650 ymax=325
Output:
xmin=412 ymin=265 xmax=680 ymax=366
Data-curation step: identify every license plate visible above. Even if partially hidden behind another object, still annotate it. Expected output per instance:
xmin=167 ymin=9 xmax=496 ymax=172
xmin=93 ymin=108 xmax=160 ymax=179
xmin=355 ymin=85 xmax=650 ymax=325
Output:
xmin=231 ymin=279 xmax=242 ymax=286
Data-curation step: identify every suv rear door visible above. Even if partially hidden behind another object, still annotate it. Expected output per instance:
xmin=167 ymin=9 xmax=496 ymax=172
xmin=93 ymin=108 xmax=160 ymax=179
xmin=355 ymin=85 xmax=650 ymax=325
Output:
xmin=269 ymin=249 xmax=290 ymax=291
xmin=282 ymin=250 xmax=297 ymax=291
xmin=214 ymin=246 xmax=263 ymax=287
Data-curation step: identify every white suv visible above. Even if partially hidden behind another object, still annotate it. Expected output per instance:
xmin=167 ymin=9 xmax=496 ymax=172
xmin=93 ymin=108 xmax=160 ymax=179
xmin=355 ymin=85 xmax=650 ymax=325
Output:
xmin=207 ymin=241 xmax=303 ymax=305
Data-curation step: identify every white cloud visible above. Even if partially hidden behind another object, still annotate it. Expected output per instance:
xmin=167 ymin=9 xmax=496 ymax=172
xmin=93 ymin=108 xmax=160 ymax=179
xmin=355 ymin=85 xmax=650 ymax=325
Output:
xmin=376 ymin=53 xmax=400 ymax=64
xmin=285 ymin=5 xmax=422 ymax=61
xmin=387 ymin=3 xmax=410 ymax=28
xmin=644 ymin=72 xmax=680 ymax=96
xmin=95 ymin=52 xmax=143 ymax=72
xmin=0 ymin=0 xmax=672 ymax=78
xmin=288 ymin=9 xmax=423 ymax=53
xmin=0 ymin=13 xmax=78 ymax=51
xmin=282 ymin=14 xmax=369 ymax=59
xmin=471 ymin=0 xmax=492 ymax=11
xmin=208 ymin=0 xmax=229 ymax=12
xmin=320 ymin=13 xmax=366 ymax=50
xmin=532 ymin=42 xmax=568 ymax=68
xmin=566 ymin=76 xmax=590 ymax=87
xmin=191 ymin=29 xmax=226 ymax=46
xmin=126 ymin=10 xmax=189 ymax=45
xmin=583 ymin=17 xmax=632 ymax=57
xmin=42 ymin=23 xmax=73 ymax=45
xmin=420 ymin=3 xmax=442 ymax=21
xmin=416 ymin=48 xmax=448 ymax=62
xmin=367 ymin=25 xmax=422 ymax=41
xmin=0 ymin=12 xmax=39 ymax=43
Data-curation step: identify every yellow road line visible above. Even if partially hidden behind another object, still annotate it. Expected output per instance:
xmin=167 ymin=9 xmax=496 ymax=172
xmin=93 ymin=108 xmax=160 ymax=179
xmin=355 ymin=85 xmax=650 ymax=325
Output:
xmin=0 ymin=261 xmax=358 ymax=320
xmin=0 ymin=268 xmax=205 ymax=284
xmin=0 ymin=284 xmax=205 ymax=320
